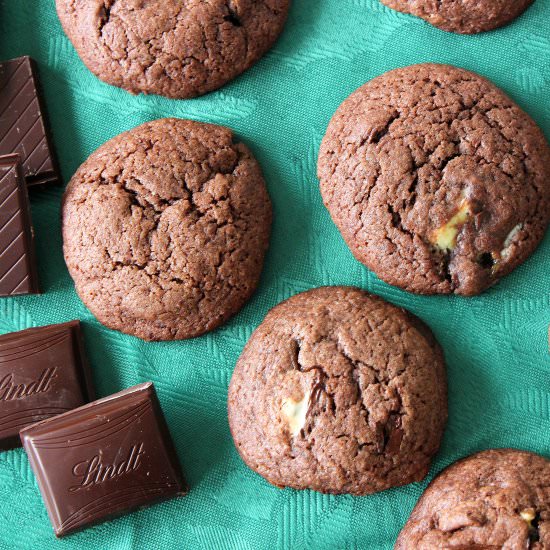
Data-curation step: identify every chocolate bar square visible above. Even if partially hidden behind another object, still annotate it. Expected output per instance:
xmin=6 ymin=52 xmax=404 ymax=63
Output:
xmin=0 ymin=320 xmax=94 ymax=450
xmin=20 ymin=382 xmax=187 ymax=537
xmin=0 ymin=56 xmax=59 ymax=187
xmin=0 ymin=154 xmax=40 ymax=295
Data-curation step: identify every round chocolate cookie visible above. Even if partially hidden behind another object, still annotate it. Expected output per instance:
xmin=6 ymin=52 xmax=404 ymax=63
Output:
xmin=396 ymin=449 xmax=550 ymax=549
xmin=55 ymin=0 xmax=290 ymax=99
xmin=318 ymin=64 xmax=550 ymax=296
xmin=380 ymin=0 xmax=534 ymax=34
xmin=62 ymin=118 xmax=271 ymax=341
xmin=228 ymin=286 xmax=447 ymax=495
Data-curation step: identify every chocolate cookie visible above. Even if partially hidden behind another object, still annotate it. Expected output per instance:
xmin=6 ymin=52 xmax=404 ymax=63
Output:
xmin=228 ymin=286 xmax=447 ymax=495
xmin=55 ymin=0 xmax=290 ymax=99
xmin=380 ymin=0 xmax=534 ymax=34
xmin=62 ymin=118 xmax=271 ymax=341
xmin=396 ymin=449 xmax=550 ymax=549
xmin=318 ymin=64 xmax=550 ymax=296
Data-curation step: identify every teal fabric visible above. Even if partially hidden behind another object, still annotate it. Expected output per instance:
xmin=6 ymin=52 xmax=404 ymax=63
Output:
xmin=0 ymin=1 xmax=549 ymax=548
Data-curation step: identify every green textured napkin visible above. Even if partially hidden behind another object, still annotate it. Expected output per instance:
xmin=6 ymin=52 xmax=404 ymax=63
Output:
xmin=0 ymin=1 xmax=549 ymax=549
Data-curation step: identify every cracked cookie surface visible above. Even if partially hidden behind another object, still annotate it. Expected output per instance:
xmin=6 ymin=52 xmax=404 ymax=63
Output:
xmin=318 ymin=64 xmax=550 ymax=296
xmin=396 ymin=449 xmax=550 ymax=549
xmin=55 ymin=0 xmax=290 ymax=98
xmin=380 ymin=0 xmax=534 ymax=34
xmin=62 ymin=118 xmax=271 ymax=341
xmin=228 ymin=286 xmax=447 ymax=495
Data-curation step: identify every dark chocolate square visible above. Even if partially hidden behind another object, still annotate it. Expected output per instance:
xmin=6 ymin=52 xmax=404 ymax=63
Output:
xmin=20 ymin=382 xmax=187 ymax=537
xmin=0 ymin=56 xmax=59 ymax=187
xmin=0 ymin=154 xmax=40 ymax=296
xmin=0 ymin=320 xmax=94 ymax=450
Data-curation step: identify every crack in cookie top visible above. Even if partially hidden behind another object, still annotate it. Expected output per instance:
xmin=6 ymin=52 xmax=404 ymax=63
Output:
xmin=55 ymin=0 xmax=290 ymax=98
xmin=395 ymin=449 xmax=550 ymax=549
xmin=380 ymin=0 xmax=534 ymax=34
xmin=62 ymin=118 xmax=272 ymax=341
xmin=228 ymin=286 xmax=447 ymax=495
xmin=318 ymin=64 xmax=550 ymax=296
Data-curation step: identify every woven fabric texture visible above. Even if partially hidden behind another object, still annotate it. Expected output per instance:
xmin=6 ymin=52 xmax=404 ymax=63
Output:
xmin=0 ymin=1 xmax=549 ymax=549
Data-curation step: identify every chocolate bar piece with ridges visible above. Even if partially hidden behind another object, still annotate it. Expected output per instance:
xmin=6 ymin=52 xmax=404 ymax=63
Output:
xmin=0 ymin=320 xmax=94 ymax=450
xmin=0 ymin=154 xmax=40 ymax=295
xmin=0 ymin=56 xmax=59 ymax=187
xmin=21 ymin=382 xmax=187 ymax=537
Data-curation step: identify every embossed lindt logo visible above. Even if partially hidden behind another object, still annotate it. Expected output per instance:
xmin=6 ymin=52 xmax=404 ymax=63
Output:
xmin=69 ymin=443 xmax=145 ymax=492
xmin=0 ymin=367 xmax=57 ymax=402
